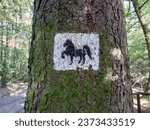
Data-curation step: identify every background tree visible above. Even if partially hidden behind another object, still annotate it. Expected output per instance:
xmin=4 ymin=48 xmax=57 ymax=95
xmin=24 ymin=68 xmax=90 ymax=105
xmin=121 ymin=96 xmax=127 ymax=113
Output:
xmin=25 ymin=0 xmax=133 ymax=113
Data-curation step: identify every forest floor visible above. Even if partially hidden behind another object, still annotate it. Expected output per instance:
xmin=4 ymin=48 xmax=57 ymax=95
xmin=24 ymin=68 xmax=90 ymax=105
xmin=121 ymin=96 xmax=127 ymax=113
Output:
xmin=0 ymin=82 xmax=150 ymax=113
xmin=0 ymin=81 xmax=27 ymax=113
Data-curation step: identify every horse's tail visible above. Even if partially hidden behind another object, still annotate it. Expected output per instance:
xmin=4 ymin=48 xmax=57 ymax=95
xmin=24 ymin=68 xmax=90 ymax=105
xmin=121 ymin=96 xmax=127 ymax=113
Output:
xmin=83 ymin=45 xmax=92 ymax=60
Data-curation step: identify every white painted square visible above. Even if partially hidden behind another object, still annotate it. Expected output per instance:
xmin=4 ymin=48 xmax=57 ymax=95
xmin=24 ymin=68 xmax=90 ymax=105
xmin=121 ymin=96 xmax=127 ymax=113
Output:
xmin=53 ymin=33 xmax=99 ymax=70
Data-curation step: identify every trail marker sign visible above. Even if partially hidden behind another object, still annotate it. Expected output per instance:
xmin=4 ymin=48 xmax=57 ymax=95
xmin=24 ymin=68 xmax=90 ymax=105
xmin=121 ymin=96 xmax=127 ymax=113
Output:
xmin=53 ymin=33 xmax=99 ymax=70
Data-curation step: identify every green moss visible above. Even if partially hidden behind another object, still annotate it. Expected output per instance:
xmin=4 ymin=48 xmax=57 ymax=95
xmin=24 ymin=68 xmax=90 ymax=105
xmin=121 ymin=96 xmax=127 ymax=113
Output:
xmin=36 ymin=67 xmax=114 ymax=112
xmin=39 ymin=90 xmax=48 ymax=112
xmin=26 ymin=89 xmax=35 ymax=112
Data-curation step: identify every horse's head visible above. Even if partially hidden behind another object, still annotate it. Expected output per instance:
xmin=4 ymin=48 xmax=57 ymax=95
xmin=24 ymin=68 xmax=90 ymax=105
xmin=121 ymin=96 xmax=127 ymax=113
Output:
xmin=63 ymin=39 xmax=73 ymax=47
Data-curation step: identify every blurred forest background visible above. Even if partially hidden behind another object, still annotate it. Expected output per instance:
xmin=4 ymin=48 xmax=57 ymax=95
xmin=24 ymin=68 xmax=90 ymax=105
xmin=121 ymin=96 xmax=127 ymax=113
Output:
xmin=0 ymin=0 xmax=32 ymax=88
xmin=0 ymin=0 xmax=150 ymax=107
xmin=125 ymin=0 xmax=150 ymax=91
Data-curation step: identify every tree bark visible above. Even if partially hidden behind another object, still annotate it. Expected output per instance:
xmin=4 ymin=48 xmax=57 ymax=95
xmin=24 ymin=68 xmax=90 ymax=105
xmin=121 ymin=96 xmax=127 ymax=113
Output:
xmin=132 ymin=0 xmax=150 ymax=91
xmin=25 ymin=0 xmax=133 ymax=112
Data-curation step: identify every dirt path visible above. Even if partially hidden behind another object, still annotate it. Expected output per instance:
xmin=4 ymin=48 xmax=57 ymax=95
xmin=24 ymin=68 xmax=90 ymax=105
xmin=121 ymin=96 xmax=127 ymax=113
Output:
xmin=0 ymin=82 xmax=27 ymax=113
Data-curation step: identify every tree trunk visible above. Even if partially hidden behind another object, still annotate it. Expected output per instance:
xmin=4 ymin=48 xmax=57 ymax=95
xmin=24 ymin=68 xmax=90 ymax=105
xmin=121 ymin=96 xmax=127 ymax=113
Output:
xmin=0 ymin=22 xmax=4 ymax=88
xmin=12 ymin=15 xmax=18 ymax=79
xmin=25 ymin=0 xmax=133 ymax=112
xmin=132 ymin=0 xmax=150 ymax=91
xmin=0 ymin=22 xmax=9 ymax=88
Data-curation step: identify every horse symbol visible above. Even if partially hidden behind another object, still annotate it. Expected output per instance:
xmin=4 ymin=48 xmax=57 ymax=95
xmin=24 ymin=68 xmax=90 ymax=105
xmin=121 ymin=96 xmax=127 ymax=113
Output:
xmin=61 ymin=39 xmax=92 ymax=65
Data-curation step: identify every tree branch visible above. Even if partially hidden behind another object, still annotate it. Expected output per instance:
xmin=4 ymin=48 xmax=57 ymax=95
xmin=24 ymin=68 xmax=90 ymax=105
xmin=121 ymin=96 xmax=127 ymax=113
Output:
xmin=126 ymin=0 xmax=150 ymax=16
xmin=139 ymin=0 xmax=150 ymax=10
xmin=127 ymin=21 xmax=139 ymax=32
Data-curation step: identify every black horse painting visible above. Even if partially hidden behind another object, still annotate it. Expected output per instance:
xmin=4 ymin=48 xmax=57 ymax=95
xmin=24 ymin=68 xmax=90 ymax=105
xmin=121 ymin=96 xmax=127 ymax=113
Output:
xmin=61 ymin=39 xmax=92 ymax=65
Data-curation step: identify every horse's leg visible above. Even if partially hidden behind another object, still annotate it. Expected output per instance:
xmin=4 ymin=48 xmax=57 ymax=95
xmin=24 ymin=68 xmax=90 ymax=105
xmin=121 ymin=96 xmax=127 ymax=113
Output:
xmin=61 ymin=51 xmax=65 ymax=59
xmin=82 ymin=55 xmax=85 ymax=64
xmin=78 ymin=55 xmax=82 ymax=64
xmin=70 ymin=56 xmax=73 ymax=65
xmin=82 ymin=51 xmax=86 ymax=65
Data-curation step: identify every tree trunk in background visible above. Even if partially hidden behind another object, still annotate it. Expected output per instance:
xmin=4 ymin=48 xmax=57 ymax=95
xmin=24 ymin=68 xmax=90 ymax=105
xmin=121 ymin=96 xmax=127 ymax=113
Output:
xmin=132 ymin=0 xmax=150 ymax=91
xmin=25 ymin=0 xmax=133 ymax=112
xmin=0 ymin=22 xmax=9 ymax=88
xmin=12 ymin=15 xmax=18 ymax=79
xmin=0 ymin=22 xmax=4 ymax=88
